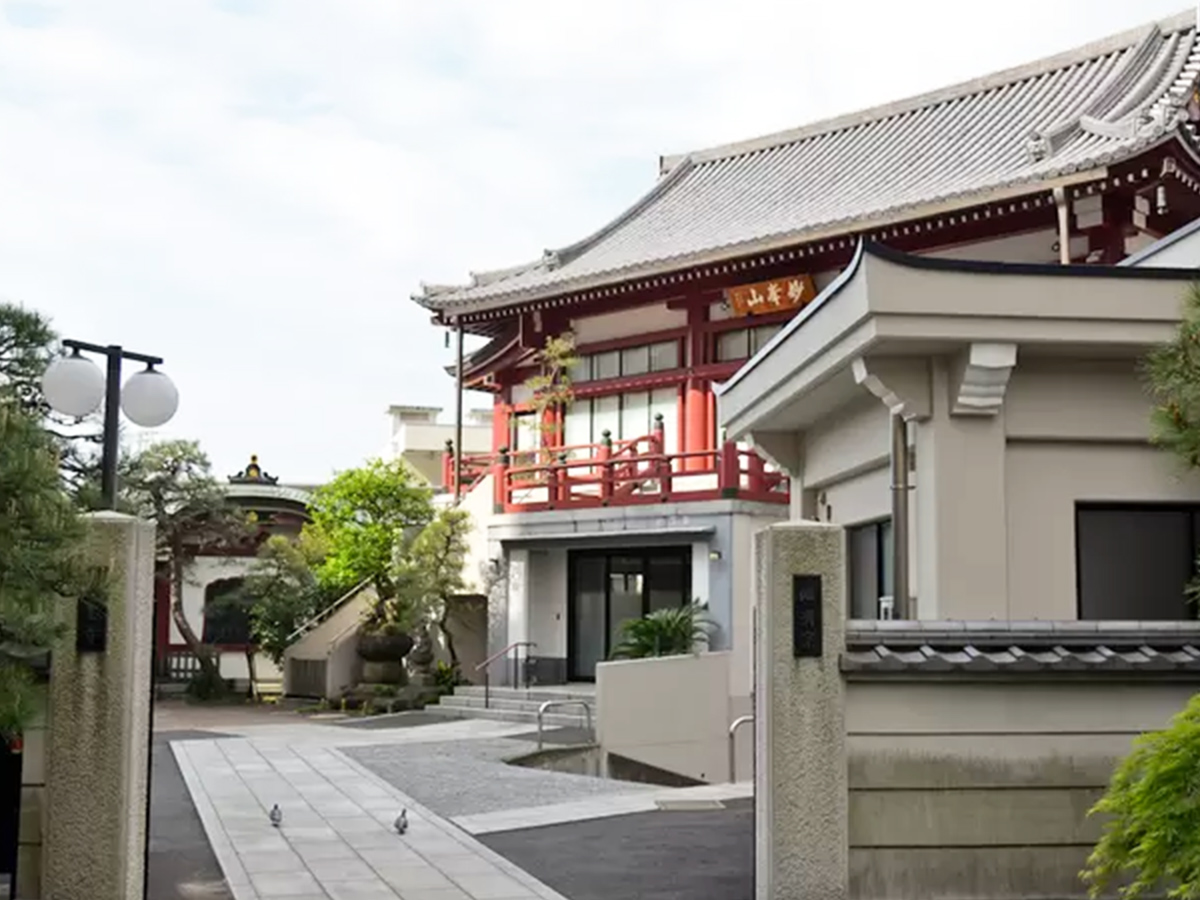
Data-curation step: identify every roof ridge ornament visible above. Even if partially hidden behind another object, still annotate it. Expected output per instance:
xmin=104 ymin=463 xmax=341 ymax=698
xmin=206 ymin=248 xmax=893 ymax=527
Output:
xmin=229 ymin=454 xmax=279 ymax=485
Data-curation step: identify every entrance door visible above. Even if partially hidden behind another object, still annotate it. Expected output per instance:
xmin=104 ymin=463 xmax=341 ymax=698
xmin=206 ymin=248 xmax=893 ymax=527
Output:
xmin=567 ymin=547 xmax=692 ymax=681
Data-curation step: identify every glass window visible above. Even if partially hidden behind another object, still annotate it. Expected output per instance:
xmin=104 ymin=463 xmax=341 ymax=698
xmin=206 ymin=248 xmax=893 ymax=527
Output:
xmin=752 ymin=324 xmax=783 ymax=354
xmin=571 ymin=355 xmax=593 ymax=383
xmin=1077 ymin=508 xmax=1194 ymax=620
xmin=716 ymin=328 xmax=750 ymax=361
xmin=620 ymin=392 xmax=651 ymax=440
xmin=621 ymin=345 xmax=650 ymax=376
xmin=848 ymin=520 xmax=892 ymax=620
xmin=649 ymin=341 xmax=680 ymax=372
xmin=563 ymin=401 xmax=593 ymax=454
xmin=593 ymin=351 xmax=620 ymax=380
xmin=593 ymin=395 xmax=620 ymax=445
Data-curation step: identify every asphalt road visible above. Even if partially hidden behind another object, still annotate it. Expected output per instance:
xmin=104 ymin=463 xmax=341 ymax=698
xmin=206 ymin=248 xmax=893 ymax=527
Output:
xmin=148 ymin=729 xmax=234 ymax=900
xmin=481 ymin=797 xmax=755 ymax=900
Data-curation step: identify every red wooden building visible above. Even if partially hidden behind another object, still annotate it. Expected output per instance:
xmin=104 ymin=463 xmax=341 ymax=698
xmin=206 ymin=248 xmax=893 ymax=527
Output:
xmin=414 ymin=12 xmax=1200 ymax=686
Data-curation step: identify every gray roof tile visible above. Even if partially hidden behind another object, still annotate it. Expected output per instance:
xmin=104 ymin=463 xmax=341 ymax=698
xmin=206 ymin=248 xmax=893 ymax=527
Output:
xmin=843 ymin=620 xmax=1200 ymax=676
xmin=417 ymin=12 xmax=1200 ymax=314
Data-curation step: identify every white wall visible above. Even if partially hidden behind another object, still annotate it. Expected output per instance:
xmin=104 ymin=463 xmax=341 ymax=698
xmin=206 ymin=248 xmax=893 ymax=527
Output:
xmin=597 ymin=651 xmax=736 ymax=783
xmin=528 ymin=548 xmax=568 ymax=659
xmin=572 ymin=302 xmax=685 ymax=344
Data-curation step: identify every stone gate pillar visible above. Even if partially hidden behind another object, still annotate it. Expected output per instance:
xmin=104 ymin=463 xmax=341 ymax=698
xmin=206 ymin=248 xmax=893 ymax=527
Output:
xmin=755 ymin=522 xmax=849 ymax=900
xmin=43 ymin=512 xmax=156 ymax=900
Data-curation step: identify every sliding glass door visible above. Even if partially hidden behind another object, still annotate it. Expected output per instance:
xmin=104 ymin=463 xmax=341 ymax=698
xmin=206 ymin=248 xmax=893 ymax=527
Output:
xmin=567 ymin=547 xmax=692 ymax=681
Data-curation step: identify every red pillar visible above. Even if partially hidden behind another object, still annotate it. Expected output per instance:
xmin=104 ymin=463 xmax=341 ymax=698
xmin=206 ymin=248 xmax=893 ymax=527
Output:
xmin=685 ymin=378 xmax=708 ymax=471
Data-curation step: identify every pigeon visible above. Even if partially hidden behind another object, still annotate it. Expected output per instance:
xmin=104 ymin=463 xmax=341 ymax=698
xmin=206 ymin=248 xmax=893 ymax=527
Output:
xmin=269 ymin=804 xmax=282 ymax=828
xmin=394 ymin=809 xmax=408 ymax=835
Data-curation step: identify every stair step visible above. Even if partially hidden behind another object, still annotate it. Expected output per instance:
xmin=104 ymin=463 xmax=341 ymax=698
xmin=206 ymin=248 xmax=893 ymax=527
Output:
xmin=453 ymin=686 xmax=595 ymax=704
xmin=440 ymin=695 xmax=594 ymax=715
xmin=421 ymin=704 xmax=592 ymax=730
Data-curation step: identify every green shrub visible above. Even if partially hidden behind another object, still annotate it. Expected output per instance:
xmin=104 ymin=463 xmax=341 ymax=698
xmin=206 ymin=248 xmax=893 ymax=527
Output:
xmin=186 ymin=665 xmax=231 ymax=702
xmin=609 ymin=602 xmax=713 ymax=660
xmin=434 ymin=660 xmax=467 ymax=691
xmin=1082 ymin=692 xmax=1200 ymax=898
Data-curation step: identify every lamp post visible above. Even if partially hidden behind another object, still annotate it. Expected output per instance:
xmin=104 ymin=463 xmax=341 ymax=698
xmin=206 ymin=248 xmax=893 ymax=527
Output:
xmin=40 ymin=338 xmax=177 ymax=900
xmin=41 ymin=339 xmax=180 ymax=508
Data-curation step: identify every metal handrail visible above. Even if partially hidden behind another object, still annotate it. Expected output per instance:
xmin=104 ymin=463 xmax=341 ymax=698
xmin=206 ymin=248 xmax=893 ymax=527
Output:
xmin=475 ymin=640 xmax=536 ymax=708
xmin=537 ymin=700 xmax=593 ymax=750
xmin=728 ymin=715 xmax=754 ymax=783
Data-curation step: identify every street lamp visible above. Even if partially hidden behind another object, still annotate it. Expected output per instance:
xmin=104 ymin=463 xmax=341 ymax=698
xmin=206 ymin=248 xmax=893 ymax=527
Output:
xmin=41 ymin=339 xmax=179 ymax=509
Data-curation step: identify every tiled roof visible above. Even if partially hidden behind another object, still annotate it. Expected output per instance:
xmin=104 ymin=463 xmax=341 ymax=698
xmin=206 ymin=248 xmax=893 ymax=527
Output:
xmin=843 ymin=620 xmax=1200 ymax=677
xmin=416 ymin=11 xmax=1200 ymax=315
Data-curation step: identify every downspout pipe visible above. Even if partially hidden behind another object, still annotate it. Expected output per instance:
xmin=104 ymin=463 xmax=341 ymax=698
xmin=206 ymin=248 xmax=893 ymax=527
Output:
xmin=890 ymin=412 xmax=911 ymax=620
xmin=454 ymin=318 xmax=465 ymax=503
xmin=1053 ymin=186 xmax=1071 ymax=264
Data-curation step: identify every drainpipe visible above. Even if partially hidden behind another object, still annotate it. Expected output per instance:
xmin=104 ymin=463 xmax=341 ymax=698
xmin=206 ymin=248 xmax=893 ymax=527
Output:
xmin=454 ymin=318 xmax=465 ymax=503
xmin=1053 ymin=186 xmax=1071 ymax=264
xmin=890 ymin=412 xmax=911 ymax=620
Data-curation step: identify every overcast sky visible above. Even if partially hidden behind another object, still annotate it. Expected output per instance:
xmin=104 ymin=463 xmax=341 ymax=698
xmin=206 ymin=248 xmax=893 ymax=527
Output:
xmin=0 ymin=1 xmax=1191 ymax=484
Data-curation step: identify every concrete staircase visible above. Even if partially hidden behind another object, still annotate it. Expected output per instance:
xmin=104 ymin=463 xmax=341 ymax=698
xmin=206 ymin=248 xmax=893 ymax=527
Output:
xmin=424 ymin=685 xmax=596 ymax=731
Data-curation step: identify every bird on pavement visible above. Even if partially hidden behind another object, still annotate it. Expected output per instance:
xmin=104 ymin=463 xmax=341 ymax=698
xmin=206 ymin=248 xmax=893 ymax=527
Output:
xmin=269 ymin=804 xmax=282 ymax=828
xmin=394 ymin=809 xmax=408 ymax=835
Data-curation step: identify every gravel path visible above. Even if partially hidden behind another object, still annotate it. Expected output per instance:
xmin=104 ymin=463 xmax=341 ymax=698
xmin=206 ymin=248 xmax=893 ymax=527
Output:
xmin=342 ymin=737 xmax=656 ymax=819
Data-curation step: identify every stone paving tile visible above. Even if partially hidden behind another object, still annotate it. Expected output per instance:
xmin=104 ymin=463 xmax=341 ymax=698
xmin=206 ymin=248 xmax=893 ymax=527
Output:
xmin=173 ymin=733 xmax=571 ymax=900
xmin=343 ymin=738 xmax=657 ymax=820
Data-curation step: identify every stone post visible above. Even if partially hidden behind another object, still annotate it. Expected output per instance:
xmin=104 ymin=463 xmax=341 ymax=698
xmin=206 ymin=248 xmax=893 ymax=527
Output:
xmin=754 ymin=522 xmax=848 ymax=900
xmin=43 ymin=512 xmax=156 ymax=900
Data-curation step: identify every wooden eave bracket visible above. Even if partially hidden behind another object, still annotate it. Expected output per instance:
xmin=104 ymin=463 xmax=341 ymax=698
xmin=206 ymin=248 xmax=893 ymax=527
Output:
xmin=949 ymin=342 xmax=1018 ymax=416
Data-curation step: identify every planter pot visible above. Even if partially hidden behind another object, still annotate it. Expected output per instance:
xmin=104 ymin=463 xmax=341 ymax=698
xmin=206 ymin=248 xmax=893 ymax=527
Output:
xmin=357 ymin=632 xmax=414 ymax=663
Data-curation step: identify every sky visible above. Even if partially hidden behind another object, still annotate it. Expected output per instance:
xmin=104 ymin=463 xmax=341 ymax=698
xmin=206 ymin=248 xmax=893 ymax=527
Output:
xmin=0 ymin=0 xmax=1192 ymax=484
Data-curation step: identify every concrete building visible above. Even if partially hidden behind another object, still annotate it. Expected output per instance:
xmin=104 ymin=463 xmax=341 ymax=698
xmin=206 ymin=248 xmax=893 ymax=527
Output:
xmin=409 ymin=10 xmax=1200 ymax=698
xmin=383 ymin=404 xmax=492 ymax=490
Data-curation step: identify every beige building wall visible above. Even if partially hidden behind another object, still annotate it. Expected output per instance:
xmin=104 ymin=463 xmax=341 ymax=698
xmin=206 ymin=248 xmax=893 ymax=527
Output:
xmin=780 ymin=354 xmax=1200 ymax=621
xmin=596 ymin=651 xmax=734 ymax=784
xmin=845 ymin=679 xmax=1195 ymax=900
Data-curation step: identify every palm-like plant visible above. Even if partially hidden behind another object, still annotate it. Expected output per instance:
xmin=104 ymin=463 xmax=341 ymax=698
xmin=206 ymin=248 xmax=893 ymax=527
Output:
xmin=609 ymin=601 xmax=713 ymax=660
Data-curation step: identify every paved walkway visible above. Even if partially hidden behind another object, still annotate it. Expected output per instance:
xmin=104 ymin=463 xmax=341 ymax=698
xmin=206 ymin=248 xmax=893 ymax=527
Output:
xmin=174 ymin=721 xmax=572 ymax=900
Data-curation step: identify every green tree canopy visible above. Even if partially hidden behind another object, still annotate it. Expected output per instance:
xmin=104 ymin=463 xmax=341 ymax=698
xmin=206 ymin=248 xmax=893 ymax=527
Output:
xmin=1146 ymin=283 xmax=1200 ymax=469
xmin=0 ymin=400 xmax=92 ymax=736
xmin=236 ymin=531 xmax=334 ymax=666
xmin=1082 ymin=692 xmax=1200 ymax=898
xmin=392 ymin=507 xmax=472 ymax=662
xmin=120 ymin=439 xmax=251 ymax=678
xmin=306 ymin=457 xmax=434 ymax=610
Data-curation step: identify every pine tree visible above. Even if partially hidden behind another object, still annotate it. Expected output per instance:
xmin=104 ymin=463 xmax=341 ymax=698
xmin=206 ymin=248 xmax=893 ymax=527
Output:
xmin=0 ymin=399 xmax=89 ymax=737
xmin=1145 ymin=283 xmax=1200 ymax=468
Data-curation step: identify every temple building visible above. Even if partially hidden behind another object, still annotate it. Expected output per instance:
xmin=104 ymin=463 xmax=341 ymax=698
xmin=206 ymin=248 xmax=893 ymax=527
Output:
xmin=153 ymin=455 xmax=314 ymax=691
xmin=412 ymin=11 xmax=1200 ymax=693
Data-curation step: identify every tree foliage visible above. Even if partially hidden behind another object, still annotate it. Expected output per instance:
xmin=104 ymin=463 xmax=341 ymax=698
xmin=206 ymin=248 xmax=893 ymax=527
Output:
xmin=609 ymin=602 xmax=712 ymax=660
xmin=234 ymin=532 xmax=333 ymax=666
xmin=306 ymin=458 xmax=433 ymax=624
xmin=0 ymin=400 xmax=92 ymax=736
xmin=521 ymin=331 xmax=578 ymax=456
xmin=0 ymin=302 xmax=104 ymax=497
xmin=1146 ymin=283 xmax=1200 ymax=469
xmin=392 ymin=507 xmax=472 ymax=664
xmin=1082 ymin=692 xmax=1200 ymax=898
xmin=120 ymin=440 xmax=251 ymax=677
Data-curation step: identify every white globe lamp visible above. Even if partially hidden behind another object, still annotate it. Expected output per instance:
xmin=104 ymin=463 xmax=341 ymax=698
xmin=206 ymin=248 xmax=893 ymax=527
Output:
xmin=41 ymin=351 xmax=105 ymax=418
xmin=121 ymin=366 xmax=179 ymax=428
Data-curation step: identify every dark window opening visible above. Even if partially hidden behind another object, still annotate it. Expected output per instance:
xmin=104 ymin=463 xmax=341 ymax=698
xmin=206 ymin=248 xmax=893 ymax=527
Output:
xmin=202 ymin=577 xmax=252 ymax=645
xmin=1076 ymin=505 xmax=1199 ymax=620
xmin=848 ymin=519 xmax=894 ymax=619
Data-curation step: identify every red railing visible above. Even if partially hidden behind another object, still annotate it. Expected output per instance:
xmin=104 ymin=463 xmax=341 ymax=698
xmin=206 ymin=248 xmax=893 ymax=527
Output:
xmin=444 ymin=419 xmax=788 ymax=512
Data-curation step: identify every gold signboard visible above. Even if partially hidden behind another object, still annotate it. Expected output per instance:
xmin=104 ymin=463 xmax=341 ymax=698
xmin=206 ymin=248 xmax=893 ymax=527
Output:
xmin=726 ymin=274 xmax=816 ymax=318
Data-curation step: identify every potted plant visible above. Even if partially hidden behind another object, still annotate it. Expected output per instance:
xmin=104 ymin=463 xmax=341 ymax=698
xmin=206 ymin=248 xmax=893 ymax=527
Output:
xmin=609 ymin=600 xmax=714 ymax=660
xmin=357 ymin=594 xmax=418 ymax=662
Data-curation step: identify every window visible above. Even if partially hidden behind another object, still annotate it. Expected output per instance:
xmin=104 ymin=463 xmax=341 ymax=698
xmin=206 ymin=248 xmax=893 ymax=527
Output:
xmin=561 ymin=389 xmax=679 ymax=453
xmin=202 ymin=578 xmax=251 ymax=645
xmin=715 ymin=324 xmax=786 ymax=362
xmin=573 ymin=341 xmax=681 ymax=383
xmin=1076 ymin=506 xmax=1198 ymax=620
xmin=848 ymin=519 xmax=894 ymax=619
